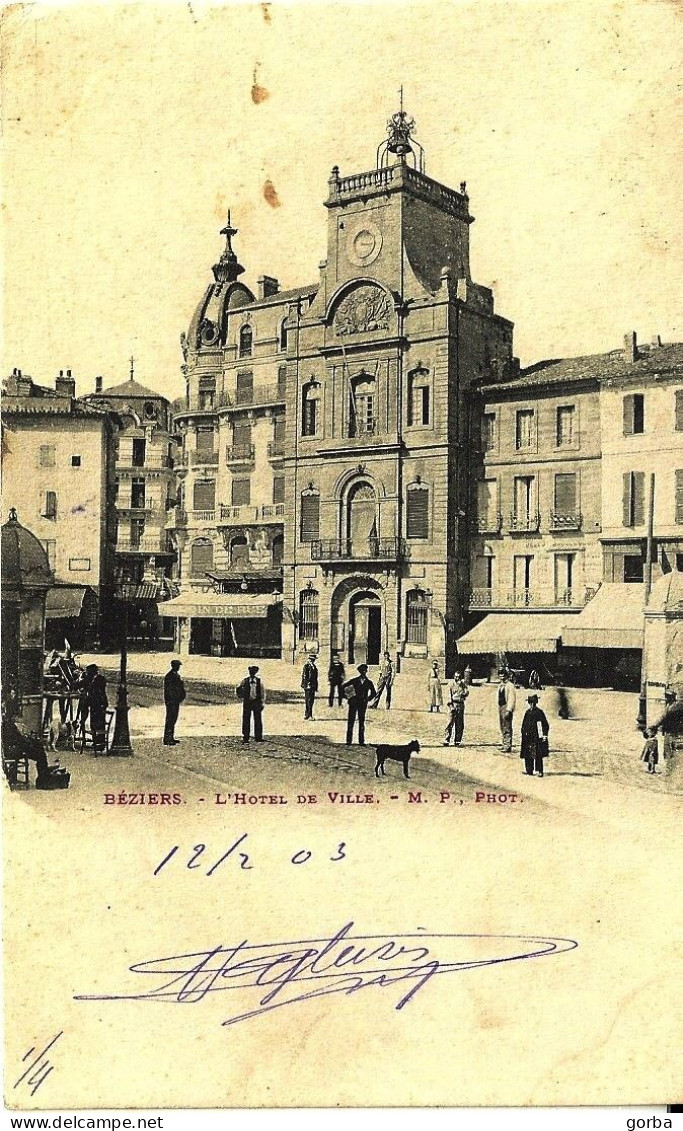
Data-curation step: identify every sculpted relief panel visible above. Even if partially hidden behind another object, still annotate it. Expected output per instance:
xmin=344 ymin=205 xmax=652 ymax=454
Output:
xmin=334 ymin=285 xmax=392 ymax=337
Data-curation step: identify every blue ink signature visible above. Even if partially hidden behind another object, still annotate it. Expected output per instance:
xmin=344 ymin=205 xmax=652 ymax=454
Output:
xmin=75 ymin=923 xmax=577 ymax=1027
xmin=14 ymin=1031 xmax=63 ymax=1097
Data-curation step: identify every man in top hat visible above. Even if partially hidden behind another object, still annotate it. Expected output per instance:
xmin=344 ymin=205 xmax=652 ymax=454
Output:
xmin=236 ymin=665 xmax=266 ymax=744
xmin=520 ymin=693 xmax=550 ymax=777
xmin=163 ymin=659 xmax=186 ymax=746
xmin=86 ymin=664 xmax=109 ymax=754
xmin=342 ymin=664 xmax=377 ymax=746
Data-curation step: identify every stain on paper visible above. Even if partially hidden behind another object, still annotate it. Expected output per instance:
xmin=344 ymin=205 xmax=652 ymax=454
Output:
xmin=263 ymin=180 xmax=281 ymax=208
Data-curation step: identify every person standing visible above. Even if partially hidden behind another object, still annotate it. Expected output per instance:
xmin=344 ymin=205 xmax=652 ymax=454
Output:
xmin=497 ymin=669 xmax=517 ymax=753
xmin=328 ymin=653 xmax=346 ymax=706
xmin=343 ymin=664 xmax=376 ymax=746
xmin=371 ymin=652 xmax=394 ymax=709
xmin=427 ymin=661 xmax=443 ymax=712
xmin=301 ymin=652 xmax=319 ymax=720
xmin=443 ymin=674 xmax=469 ymax=747
xmin=640 ymin=727 xmax=659 ymax=774
xmin=163 ymin=659 xmax=186 ymax=746
xmin=86 ymin=664 xmax=109 ymax=754
xmin=520 ymin=693 xmax=550 ymax=776
xmin=237 ymin=665 xmax=266 ymax=744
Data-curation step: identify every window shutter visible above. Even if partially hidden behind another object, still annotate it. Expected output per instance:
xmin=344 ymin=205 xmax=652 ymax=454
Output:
xmin=273 ymin=418 xmax=286 ymax=449
xmin=196 ymin=428 xmax=214 ymax=455
xmin=407 ymin=486 xmax=429 ymax=539
xmin=675 ymin=390 xmax=683 ymax=432
xmin=273 ymin=475 xmax=285 ymax=504
xmin=193 ymin=480 xmax=215 ymax=510
xmin=633 ymin=472 xmax=645 ymax=526
xmin=421 ymin=386 xmax=430 ymax=425
xmin=300 ymin=493 xmax=319 ymax=542
xmin=676 ymin=470 xmax=683 ymax=524
xmin=232 ymin=478 xmax=251 ymax=506
xmin=233 ymin=421 xmax=252 ymax=447
xmin=277 ymin=366 xmax=287 ymax=398
xmin=554 ymin=473 xmax=577 ymax=515
xmin=236 ymin=371 xmax=253 ymax=404
xmin=622 ymin=472 xmax=633 ymax=527
xmin=191 ymin=541 xmax=214 ymax=575
xmin=623 ymin=395 xmax=635 ymax=435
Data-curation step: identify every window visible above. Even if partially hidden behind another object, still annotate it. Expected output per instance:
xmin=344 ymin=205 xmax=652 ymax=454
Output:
xmin=272 ymin=533 xmax=284 ymax=567
xmin=676 ymin=469 xmax=683 ymax=525
xmin=406 ymin=482 xmax=429 ymax=539
xmin=514 ymin=554 xmax=534 ymax=594
xmin=482 ymin=554 xmax=495 ymax=590
xmin=232 ymin=478 xmax=251 ymax=506
xmin=406 ymin=590 xmax=429 ymax=645
xmin=279 ymin=319 xmax=288 ymax=352
xmin=676 ymin=553 xmax=683 ymax=572
xmin=132 ymin=438 xmax=146 ymax=466
xmin=39 ymin=444 xmax=55 ymax=468
xmin=130 ymin=517 xmax=145 ymax=548
xmin=515 ymin=409 xmax=534 ymax=450
xmin=623 ymin=393 xmax=645 ymax=435
xmin=302 ymin=383 xmax=319 ymax=437
xmin=513 ymin=476 xmax=536 ymax=528
xmin=676 ymin=390 xmax=683 ymax=432
xmin=229 ymin=534 xmax=249 ymax=568
xmin=143 ymin=401 xmax=157 ymax=421
xmin=273 ymin=418 xmax=285 ymax=453
xmin=196 ymin=427 xmax=215 ymax=455
xmin=554 ymin=473 xmax=577 ymax=520
xmin=43 ymin=491 xmax=57 ymax=520
xmin=622 ymin=471 xmax=645 ymax=527
xmin=236 ymin=371 xmax=254 ymax=405
xmin=481 ymin=412 xmax=496 ymax=451
xmin=349 ymin=375 xmax=375 ymax=437
xmin=131 ymin=477 xmax=146 ymax=509
xmin=191 ymin=539 xmax=214 ymax=577
xmin=239 ymin=324 xmax=253 ymax=358
xmin=273 ymin=475 xmax=285 ymax=505
xmin=41 ymin=540 xmax=56 ymax=570
xmin=407 ymin=370 xmax=430 ymax=427
xmin=277 ymin=366 xmax=287 ymax=400
xmin=300 ymin=490 xmax=320 ymax=542
xmin=68 ymin=557 xmax=91 ymax=572
xmin=477 ymin=479 xmax=498 ymax=531
xmin=232 ymin=421 xmax=252 ymax=457
xmin=554 ymin=553 xmax=575 ymax=602
xmin=556 ymin=405 xmax=575 ymax=446
xmin=71 ymin=455 xmax=82 ymax=468
xmin=624 ymin=554 xmax=644 ymax=583
xmin=299 ymin=589 xmax=319 ymax=641
xmin=193 ymin=479 xmax=215 ymax=511
xmin=198 ymin=378 xmax=215 ymax=411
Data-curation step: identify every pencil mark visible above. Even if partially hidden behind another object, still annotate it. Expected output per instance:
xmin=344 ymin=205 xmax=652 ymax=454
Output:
xmin=13 ymin=1031 xmax=63 ymax=1098
xmin=75 ymin=922 xmax=577 ymax=1029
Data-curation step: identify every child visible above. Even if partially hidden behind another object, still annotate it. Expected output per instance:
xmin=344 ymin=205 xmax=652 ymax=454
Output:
xmin=640 ymin=727 xmax=659 ymax=774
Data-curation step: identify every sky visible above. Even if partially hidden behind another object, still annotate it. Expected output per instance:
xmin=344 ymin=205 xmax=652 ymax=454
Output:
xmin=2 ymin=0 xmax=682 ymax=401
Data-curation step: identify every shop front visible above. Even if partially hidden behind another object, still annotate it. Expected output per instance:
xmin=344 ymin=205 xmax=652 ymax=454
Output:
xmin=162 ymin=590 xmax=283 ymax=657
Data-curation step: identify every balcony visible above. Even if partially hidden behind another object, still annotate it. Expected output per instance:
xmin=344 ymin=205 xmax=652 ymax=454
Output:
xmin=225 ymin=443 xmax=256 ymax=467
xmin=218 ymin=383 xmax=283 ymax=410
xmin=508 ymin=511 xmax=541 ymax=534
xmin=474 ymin=512 xmax=503 ymax=534
xmin=115 ymin=534 xmax=174 ymax=555
xmin=468 ymin=587 xmax=594 ymax=610
xmin=190 ymin=449 xmax=219 ymax=468
xmin=267 ymin=441 xmax=285 ymax=463
xmin=550 ymin=512 xmax=583 ymax=532
xmin=187 ymin=509 xmax=216 ymax=523
xmin=165 ymin=507 xmax=187 ymax=528
xmin=310 ymin=537 xmax=409 ymax=563
xmin=218 ymin=503 xmax=285 ymax=524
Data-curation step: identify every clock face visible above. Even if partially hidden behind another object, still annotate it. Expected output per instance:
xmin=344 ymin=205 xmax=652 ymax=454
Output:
xmin=347 ymin=221 xmax=382 ymax=267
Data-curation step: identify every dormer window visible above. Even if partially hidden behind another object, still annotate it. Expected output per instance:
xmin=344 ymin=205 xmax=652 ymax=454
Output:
xmin=239 ymin=324 xmax=253 ymax=358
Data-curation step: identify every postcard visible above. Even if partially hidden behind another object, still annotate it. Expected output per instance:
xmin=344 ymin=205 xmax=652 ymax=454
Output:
xmin=2 ymin=0 xmax=681 ymax=1112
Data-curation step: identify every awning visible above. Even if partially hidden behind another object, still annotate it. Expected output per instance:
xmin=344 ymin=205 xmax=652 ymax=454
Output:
xmin=46 ymin=586 xmax=92 ymax=620
xmin=160 ymin=590 xmax=282 ymax=620
xmin=456 ymin=613 xmax=567 ymax=655
xmin=562 ymin=583 xmax=644 ymax=650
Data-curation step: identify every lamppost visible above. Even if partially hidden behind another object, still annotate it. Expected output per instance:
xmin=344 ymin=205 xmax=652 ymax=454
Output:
xmin=108 ymin=577 xmax=133 ymax=756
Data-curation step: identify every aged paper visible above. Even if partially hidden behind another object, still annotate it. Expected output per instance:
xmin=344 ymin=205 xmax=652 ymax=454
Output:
xmin=2 ymin=0 xmax=682 ymax=1112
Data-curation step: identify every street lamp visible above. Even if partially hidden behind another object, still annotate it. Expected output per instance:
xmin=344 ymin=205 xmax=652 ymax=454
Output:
xmin=109 ymin=575 xmax=133 ymax=756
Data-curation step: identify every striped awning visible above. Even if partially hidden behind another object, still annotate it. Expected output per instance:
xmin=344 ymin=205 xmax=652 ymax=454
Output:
xmin=561 ymin=584 xmax=644 ymax=649
xmin=456 ymin=613 xmax=566 ymax=655
xmin=46 ymin=586 xmax=92 ymax=620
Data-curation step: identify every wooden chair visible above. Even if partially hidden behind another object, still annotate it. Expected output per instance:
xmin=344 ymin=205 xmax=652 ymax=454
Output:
xmin=79 ymin=709 xmax=116 ymax=753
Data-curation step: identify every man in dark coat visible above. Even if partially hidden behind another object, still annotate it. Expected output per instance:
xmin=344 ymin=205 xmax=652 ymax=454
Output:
xmin=163 ymin=660 xmax=186 ymax=746
xmin=301 ymin=652 xmax=319 ymax=719
xmin=86 ymin=664 xmax=109 ymax=754
xmin=343 ymin=664 xmax=377 ymax=746
xmin=2 ymin=699 xmax=51 ymax=786
xmin=328 ymin=653 xmax=346 ymax=706
xmin=236 ymin=665 xmax=266 ymax=744
xmin=520 ymin=693 xmax=550 ymax=777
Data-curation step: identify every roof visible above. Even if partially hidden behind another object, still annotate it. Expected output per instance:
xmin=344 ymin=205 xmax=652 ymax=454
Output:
xmin=97 ymin=378 xmax=165 ymax=400
xmin=480 ymin=341 xmax=683 ymax=395
xmin=233 ymin=283 xmax=318 ymax=311
xmin=456 ymin=613 xmax=566 ymax=655
xmin=1 ymin=510 xmax=54 ymax=588
xmin=1 ymin=394 xmax=112 ymax=419
xmin=562 ymin=584 xmax=644 ymax=649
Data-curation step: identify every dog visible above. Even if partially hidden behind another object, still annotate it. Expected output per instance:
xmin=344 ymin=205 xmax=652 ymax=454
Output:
xmin=48 ymin=718 xmax=76 ymax=752
xmin=374 ymin=739 xmax=420 ymax=779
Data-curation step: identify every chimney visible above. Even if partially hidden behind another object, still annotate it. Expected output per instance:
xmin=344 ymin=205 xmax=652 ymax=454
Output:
xmin=257 ymin=275 xmax=280 ymax=299
xmin=623 ymin=331 xmax=638 ymax=363
xmin=651 ymin=334 xmax=662 ymax=349
xmin=95 ymin=375 xmax=103 ymax=393
xmin=56 ymin=370 xmax=76 ymax=398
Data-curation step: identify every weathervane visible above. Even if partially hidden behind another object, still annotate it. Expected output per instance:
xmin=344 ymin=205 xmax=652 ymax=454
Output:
xmin=377 ymin=89 xmax=425 ymax=172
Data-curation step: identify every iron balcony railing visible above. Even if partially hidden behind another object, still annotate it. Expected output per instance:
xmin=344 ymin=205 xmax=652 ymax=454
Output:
xmin=474 ymin=512 xmax=503 ymax=534
xmin=508 ymin=511 xmax=541 ymax=533
xmin=190 ymin=449 xmax=219 ymax=467
xmin=226 ymin=443 xmax=256 ymax=464
xmin=310 ymin=537 xmax=409 ymax=562
xmin=115 ymin=534 xmax=174 ymax=554
xmin=468 ymin=587 xmax=594 ymax=609
xmin=218 ymin=383 xmax=283 ymax=409
xmin=267 ymin=441 xmax=285 ymax=459
xmin=549 ymin=512 xmax=583 ymax=531
xmin=219 ymin=503 xmax=285 ymax=524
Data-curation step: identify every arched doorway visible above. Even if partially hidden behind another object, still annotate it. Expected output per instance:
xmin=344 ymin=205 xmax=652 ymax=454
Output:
xmin=349 ymin=590 xmax=382 ymax=666
xmin=345 ymin=481 xmax=378 ymax=557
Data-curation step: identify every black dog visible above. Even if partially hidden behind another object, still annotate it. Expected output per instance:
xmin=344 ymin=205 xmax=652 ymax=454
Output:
xmin=374 ymin=739 xmax=420 ymax=779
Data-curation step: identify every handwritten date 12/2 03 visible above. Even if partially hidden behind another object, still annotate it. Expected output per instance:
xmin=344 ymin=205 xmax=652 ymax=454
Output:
xmin=153 ymin=835 xmax=347 ymax=877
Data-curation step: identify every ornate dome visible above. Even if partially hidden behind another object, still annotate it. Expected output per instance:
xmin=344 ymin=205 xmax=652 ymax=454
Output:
xmin=1 ymin=509 xmax=54 ymax=589
xmin=185 ymin=213 xmax=255 ymax=354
